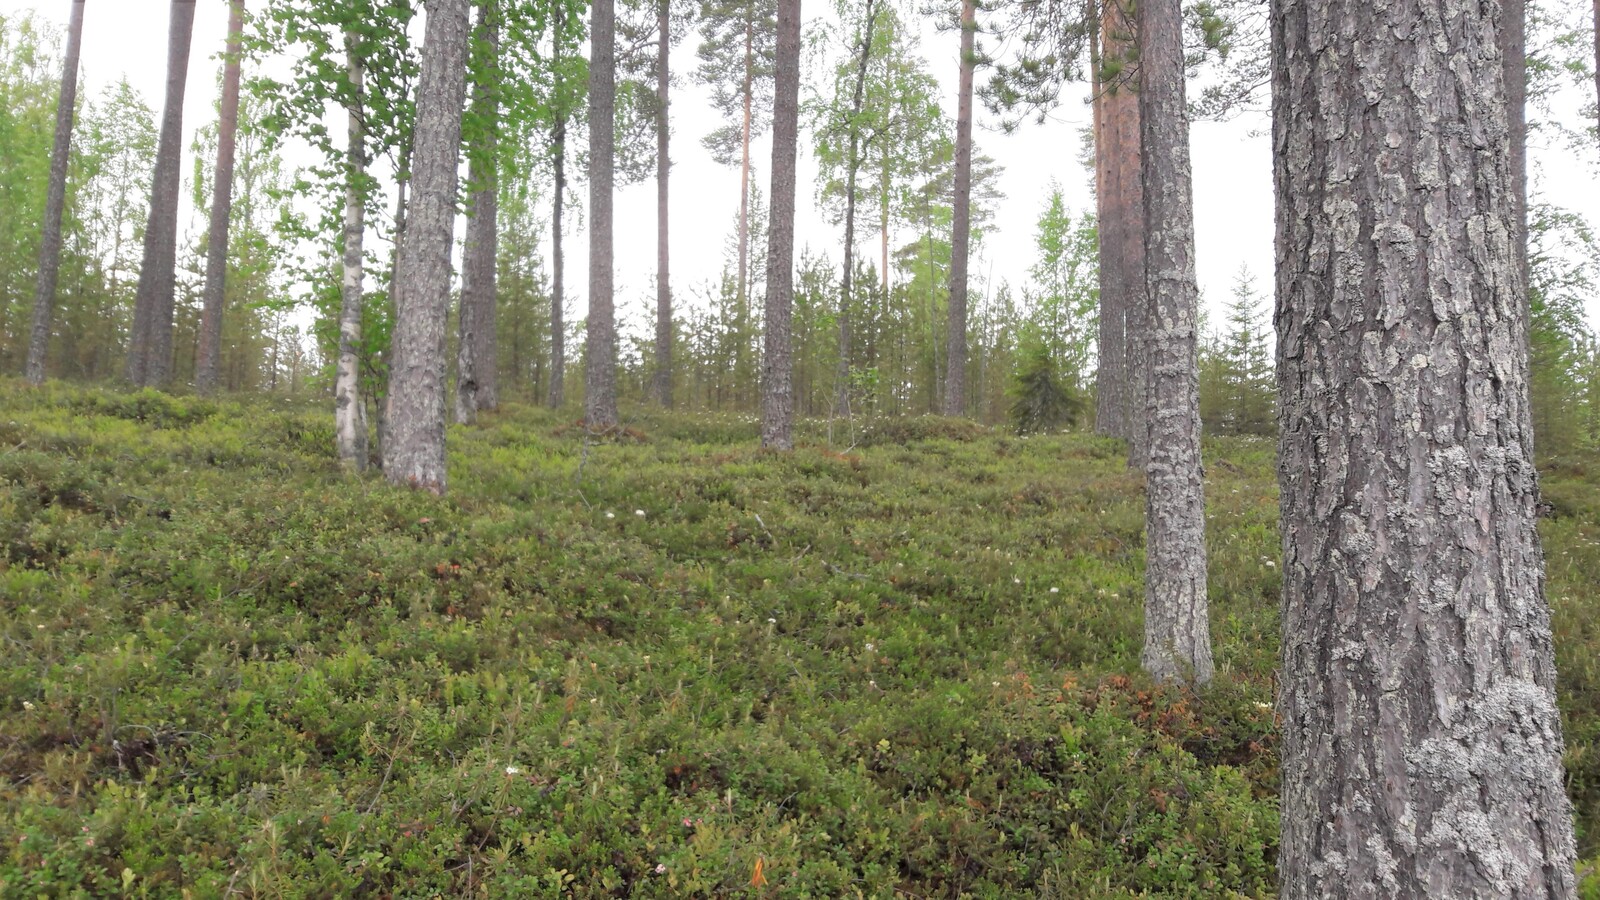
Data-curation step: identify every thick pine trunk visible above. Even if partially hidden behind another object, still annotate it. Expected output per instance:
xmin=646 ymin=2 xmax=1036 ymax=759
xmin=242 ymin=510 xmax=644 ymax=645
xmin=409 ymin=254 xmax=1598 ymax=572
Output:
xmin=336 ymin=34 xmax=370 ymax=472
xmin=196 ymin=0 xmax=246 ymax=394
xmin=1273 ymin=0 xmax=1578 ymax=894
xmin=125 ymin=0 xmax=196 ymax=388
xmin=761 ymin=0 xmax=801 ymax=450
xmin=23 ymin=0 xmax=84 ymax=386
xmin=1094 ymin=1 xmax=1143 ymax=445
xmin=654 ymin=0 xmax=673 ymax=408
xmin=1593 ymin=0 xmax=1599 ymax=139
xmin=834 ymin=0 xmax=877 ymax=421
xmin=943 ymin=0 xmax=975 ymax=417
xmin=456 ymin=2 xmax=500 ymax=424
xmin=585 ymin=0 xmax=619 ymax=429
xmin=1137 ymin=0 xmax=1211 ymax=685
xmin=382 ymin=0 xmax=470 ymax=493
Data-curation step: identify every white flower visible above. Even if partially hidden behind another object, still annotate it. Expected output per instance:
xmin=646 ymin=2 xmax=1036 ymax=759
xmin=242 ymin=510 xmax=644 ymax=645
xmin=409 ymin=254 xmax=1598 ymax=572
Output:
xmin=505 ymin=765 xmax=521 ymax=775
xmin=864 ymin=642 xmax=875 ymax=652
xmin=655 ymin=864 xmax=667 ymax=875
xmin=1265 ymin=560 xmax=1276 ymax=568
xmin=767 ymin=617 xmax=776 ymax=624
xmin=605 ymin=511 xmax=615 ymax=519
xmin=1049 ymin=587 xmax=1059 ymax=594
xmin=1012 ymin=577 xmax=1021 ymax=585
xmin=1254 ymin=702 xmax=1273 ymax=711
xmin=22 ymin=701 xmax=34 ymax=711
xmin=635 ymin=509 xmax=646 ymax=517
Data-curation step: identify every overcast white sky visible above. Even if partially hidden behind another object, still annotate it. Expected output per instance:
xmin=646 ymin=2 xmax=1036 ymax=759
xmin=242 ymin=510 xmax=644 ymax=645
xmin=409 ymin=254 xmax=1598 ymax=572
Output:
xmin=4 ymin=0 xmax=1597 ymax=333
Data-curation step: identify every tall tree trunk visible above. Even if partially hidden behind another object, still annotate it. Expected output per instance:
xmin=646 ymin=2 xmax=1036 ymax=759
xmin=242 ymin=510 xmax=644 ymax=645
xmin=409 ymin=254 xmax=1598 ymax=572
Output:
xmin=1273 ymin=0 xmax=1578 ymax=893
xmin=1593 ymin=0 xmax=1600 ymax=139
xmin=549 ymin=122 xmax=566 ymax=408
xmin=834 ymin=0 xmax=878 ymax=422
xmin=195 ymin=0 xmax=246 ymax=395
xmin=336 ymin=33 xmax=370 ymax=472
xmin=761 ymin=0 xmax=801 ymax=450
xmin=654 ymin=0 xmax=673 ymax=408
xmin=1506 ymin=0 xmax=1526 ymax=290
xmin=586 ymin=0 xmax=619 ymax=429
xmin=125 ymin=0 xmax=196 ymax=388
xmin=943 ymin=0 xmax=976 ymax=417
xmin=23 ymin=0 xmax=84 ymax=386
xmin=374 ymin=141 xmax=411 ymax=464
xmin=1137 ymin=0 xmax=1211 ymax=685
xmin=382 ymin=0 xmax=470 ymax=493
xmin=738 ymin=19 xmax=754 ymax=336
xmin=456 ymin=1 xmax=500 ymax=425
xmin=1089 ymin=0 xmax=1122 ymax=438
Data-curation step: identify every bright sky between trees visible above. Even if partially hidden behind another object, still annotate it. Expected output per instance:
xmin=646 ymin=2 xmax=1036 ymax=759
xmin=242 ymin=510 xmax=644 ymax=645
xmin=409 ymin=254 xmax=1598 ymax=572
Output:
xmin=5 ymin=0 xmax=1596 ymax=333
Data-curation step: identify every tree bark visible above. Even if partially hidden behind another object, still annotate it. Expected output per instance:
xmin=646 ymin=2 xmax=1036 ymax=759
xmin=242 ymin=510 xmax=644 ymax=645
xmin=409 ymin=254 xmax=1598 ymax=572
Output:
xmin=456 ymin=1 xmax=500 ymax=424
xmin=125 ymin=0 xmax=196 ymax=388
xmin=1094 ymin=0 xmax=1143 ymax=449
xmin=549 ymin=120 xmax=566 ymax=408
xmin=1593 ymin=0 xmax=1599 ymax=140
xmin=1505 ymin=0 xmax=1526 ymax=297
xmin=943 ymin=0 xmax=976 ymax=417
xmin=195 ymin=0 xmax=246 ymax=394
xmin=761 ymin=0 xmax=801 ymax=450
xmin=375 ymin=141 xmax=411 ymax=464
xmin=654 ymin=0 xmax=673 ymax=408
xmin=1137 ymin=0 xmax=1211 ymax=686
xmin=1273 ymin=0 xmax=1578 ymax=894
xmin=835 ymin=0 xmax=878 ymax=422
xmin=586 ymin=0 xmax=619 ymax=429
xmin=1090 ymin=0 xmax=1123 ymax=438
xmin=382 ymin=0 xmax=470 ymax=493
xmin=23 ymin=0 xmax=85 ymax=387
xmin=738 ymin=18 xmax=754 ymax=335
xmin=336 ymin=32 xmax=370 ymax=472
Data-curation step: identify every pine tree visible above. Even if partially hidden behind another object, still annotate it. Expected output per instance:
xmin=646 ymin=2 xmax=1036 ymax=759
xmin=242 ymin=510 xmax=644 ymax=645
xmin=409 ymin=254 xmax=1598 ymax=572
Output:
xmin=1274 ymin=0 xmax=1578 ymax=891
xmin=22 ymin=0 xmax=84 ymax=386
xmin=383 ymin=0 xmax=471 ymax=493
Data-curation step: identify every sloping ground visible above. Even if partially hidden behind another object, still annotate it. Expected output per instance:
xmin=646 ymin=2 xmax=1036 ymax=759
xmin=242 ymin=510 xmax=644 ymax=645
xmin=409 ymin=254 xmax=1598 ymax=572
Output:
xmin=0 ymin=382 xmax=1594 ymax=897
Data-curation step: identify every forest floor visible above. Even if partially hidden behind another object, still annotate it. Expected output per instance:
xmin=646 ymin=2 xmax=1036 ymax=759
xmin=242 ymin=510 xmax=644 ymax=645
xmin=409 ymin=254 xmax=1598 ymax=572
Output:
xmin=1 ymin=381 xmax=1597 ymax=898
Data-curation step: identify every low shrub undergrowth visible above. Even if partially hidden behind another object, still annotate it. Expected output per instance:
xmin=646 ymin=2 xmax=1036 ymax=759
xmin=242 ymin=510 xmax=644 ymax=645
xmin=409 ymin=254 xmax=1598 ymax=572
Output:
xmin=0 ymin=382 xmax=1594 ymax=896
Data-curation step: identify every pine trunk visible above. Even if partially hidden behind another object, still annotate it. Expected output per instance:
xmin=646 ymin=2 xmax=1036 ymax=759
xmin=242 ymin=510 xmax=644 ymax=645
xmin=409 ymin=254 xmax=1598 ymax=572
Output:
xmin=1273 ymin=0 xmax=1578 ymax=893
xmin=654 ymin=0 xmax=673 ymax=408
xmin=382 ymin=0 xmax=470 ymax=493
xmin=195 ymin=0 xmax=246 ymax=395
xmin=375 ymin=142 xmax=411 ymax=463
xmin=835 ymin=0 xmax=877 ymax=422
xmin=943 ymin=0 xmax=975 ymax=417
xmin=125 ymin=0 xmax=196 ymax=388
xmin=585 ymin=0 xmax=619 ymax=429
xmin=22 ymin=0 xmax=84 ymax=386
xmin=1094 ymin=1 xmax=1143 ymax=447
xmin=1090 ymin=0 xmax=1122 ymax=437
xmin=762 ymin=0 xmax=801 ymax=450
xmin=737 ymin=20 xmax=754 ymax=333
xmin=336 ymin=33 xmax=370 ymax=472
xmin=456 ymin=2 xmax=500 ymax=425
xmin=1593 ymin=0 xmax=1599 ymax=139
xmin=1137 ymin=0 xmax=1211 ymax=685
xmin=549 ymin=121 xmax=566 ymax=408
